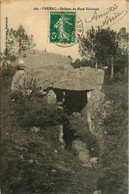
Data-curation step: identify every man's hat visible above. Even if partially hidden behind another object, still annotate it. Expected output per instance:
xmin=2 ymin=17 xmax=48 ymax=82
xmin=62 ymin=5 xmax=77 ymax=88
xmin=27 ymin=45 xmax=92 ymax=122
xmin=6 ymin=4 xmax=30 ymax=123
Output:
xmin=15 ymin=59 xmax=25 ymax=70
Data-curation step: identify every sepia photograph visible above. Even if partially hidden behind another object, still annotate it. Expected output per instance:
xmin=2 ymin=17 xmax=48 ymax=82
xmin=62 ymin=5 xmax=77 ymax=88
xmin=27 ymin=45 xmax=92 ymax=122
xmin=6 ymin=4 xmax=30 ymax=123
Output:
xmin=0 ymin=0 xmax=128 ymax=193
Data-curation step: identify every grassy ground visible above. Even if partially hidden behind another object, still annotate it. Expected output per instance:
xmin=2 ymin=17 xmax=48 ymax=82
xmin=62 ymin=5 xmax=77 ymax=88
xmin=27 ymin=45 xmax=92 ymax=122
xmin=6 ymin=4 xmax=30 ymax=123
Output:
xmin=1 ymin=70 xmax=128 ymax=194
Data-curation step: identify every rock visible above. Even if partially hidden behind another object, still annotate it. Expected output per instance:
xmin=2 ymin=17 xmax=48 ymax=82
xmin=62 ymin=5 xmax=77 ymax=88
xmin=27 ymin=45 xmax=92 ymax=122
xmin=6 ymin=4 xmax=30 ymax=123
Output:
xmin=59 ymin=125 xmax=65 ymax=146
xmin=55 ymin=164 xmax=71 ymax=172
xmin=90 ymin=157 xmax=98 ymax=165
xmin=46 ymin=90 xmax=57 ymax=104
xmin=72 ymin=140 xmax=91 ymax=166
xmin=57 ymin=106 xmax=63 ymax=110
xmin=51 ymin=169 xmax=56 ymax=173
xmin=105 ymin=100 xmax=111 ymax=105
xmin=54 ymin=67 xmax=104 ymax=90
xmin=81 ymin=90 xmax=105 ymax=153
xmin=38 ymin=90 xmax=47 ymax=95
xmin=13 ymin=51 xmax=104 ymax=90
xmin=93 ymin=190 xmax=102 ymax=194
xmin=31 ymin=127 xmax=40 ymax=132
xmin=29 ymin=159 xmax=34 ymax=164
xmin=57 ymin=101 xmax=63 ymax=105
xmin=19 ymin=155 xmax=24 ymax=160
xmin=36 ymin=67 xmax=104 ymax=90
xmin=72 ymin=112 xmax=82 ymax=118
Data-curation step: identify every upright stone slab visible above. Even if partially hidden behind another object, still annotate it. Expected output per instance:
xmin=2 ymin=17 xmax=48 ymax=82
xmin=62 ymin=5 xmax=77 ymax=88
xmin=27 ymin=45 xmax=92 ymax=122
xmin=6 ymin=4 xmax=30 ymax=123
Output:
xmin=46 ymin=90 xmax=57 ymax=104
xmin=81 ymin=90 xmax=105 ymax=153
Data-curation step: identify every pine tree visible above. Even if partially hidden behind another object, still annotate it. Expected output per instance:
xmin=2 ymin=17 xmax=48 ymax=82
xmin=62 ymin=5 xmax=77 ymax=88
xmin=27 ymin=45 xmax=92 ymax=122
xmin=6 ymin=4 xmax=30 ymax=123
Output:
xmin=5 ymin=25 xmax=36 ymax=61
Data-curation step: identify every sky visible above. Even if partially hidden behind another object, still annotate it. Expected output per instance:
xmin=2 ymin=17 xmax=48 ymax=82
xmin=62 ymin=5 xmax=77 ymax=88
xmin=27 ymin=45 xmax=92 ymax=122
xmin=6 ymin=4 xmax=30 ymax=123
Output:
xmin=1 ymin=0 xmax=128 ymax=61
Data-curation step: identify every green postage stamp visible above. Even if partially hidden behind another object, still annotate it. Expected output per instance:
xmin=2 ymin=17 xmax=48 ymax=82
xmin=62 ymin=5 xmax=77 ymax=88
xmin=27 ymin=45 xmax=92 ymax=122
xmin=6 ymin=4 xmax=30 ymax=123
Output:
xmin=50 ymin=12 xmax=76 ymax=44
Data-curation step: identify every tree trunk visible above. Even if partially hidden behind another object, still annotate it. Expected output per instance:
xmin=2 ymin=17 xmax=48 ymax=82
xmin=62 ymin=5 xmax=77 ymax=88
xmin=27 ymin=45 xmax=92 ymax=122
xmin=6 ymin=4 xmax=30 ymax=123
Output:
xmin=110 ymin=60 xmax=114 ymax=79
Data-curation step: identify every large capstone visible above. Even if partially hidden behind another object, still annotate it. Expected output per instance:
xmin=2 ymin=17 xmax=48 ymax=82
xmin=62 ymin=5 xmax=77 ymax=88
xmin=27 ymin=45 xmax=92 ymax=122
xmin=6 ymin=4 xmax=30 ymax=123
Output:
xmin=29 ymin=67 xmax=104 ymax=90
xmin=13 ymin=51 xmax=104 ymax=91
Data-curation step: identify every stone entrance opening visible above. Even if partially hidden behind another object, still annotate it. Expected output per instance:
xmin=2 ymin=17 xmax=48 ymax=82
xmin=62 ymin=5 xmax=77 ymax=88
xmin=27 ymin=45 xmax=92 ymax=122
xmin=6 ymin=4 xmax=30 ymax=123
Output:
xmin=54 ymin=88 xmax=88 ymax=114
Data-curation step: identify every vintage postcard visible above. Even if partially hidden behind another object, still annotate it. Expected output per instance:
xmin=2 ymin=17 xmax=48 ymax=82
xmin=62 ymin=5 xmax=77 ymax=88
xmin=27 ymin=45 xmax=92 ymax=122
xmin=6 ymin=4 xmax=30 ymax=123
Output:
xmin=1 ymin=0 xmax=128 ymax=193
